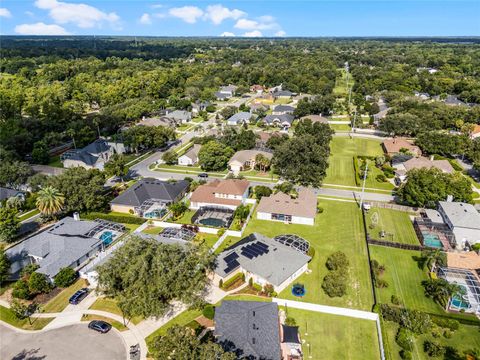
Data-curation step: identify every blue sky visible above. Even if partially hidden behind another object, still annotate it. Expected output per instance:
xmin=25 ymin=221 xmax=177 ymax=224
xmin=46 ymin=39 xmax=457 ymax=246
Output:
xmin=0 ymin=1 xmax=479 ymax=37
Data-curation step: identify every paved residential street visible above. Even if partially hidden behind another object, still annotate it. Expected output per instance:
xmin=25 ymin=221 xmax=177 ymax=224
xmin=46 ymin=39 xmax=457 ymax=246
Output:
xmin=0 ymin=323 xmax=126 ymax=360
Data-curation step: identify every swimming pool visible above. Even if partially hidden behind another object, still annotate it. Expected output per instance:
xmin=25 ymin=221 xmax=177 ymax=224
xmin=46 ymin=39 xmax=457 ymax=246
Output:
xmin=451 ymin=296 xmax=470 ymax=310
xmin=100 ymin=231 xmax=116 ymax=246
xmin=422 ymin=232 xmax=443 ymax=248
xmin=198 ymin=218 xmax=227 ymax=228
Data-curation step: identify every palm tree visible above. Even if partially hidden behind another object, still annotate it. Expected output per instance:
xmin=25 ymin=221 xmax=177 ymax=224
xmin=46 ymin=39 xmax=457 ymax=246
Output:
xmin=422 ymin=278 xmax=463 ymax=309
xmin=36 ymin=187 xmax=65 ymax=216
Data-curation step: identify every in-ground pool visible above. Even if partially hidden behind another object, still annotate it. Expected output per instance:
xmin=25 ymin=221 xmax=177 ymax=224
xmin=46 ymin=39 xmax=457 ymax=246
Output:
xmin=451 ymin=296 xmax=470 ymax=310
xmin=422 ymin=232 xmax=443 ymax=248
xmin=100 ymin=231 xmax=116 ymax=246
xmin=144 ymin=209 xmax=166 ymax=219
xmin=198 ymin=218 xmax=227 ymax=228
xmin=291 ymin=284 xmax=306 ymax=297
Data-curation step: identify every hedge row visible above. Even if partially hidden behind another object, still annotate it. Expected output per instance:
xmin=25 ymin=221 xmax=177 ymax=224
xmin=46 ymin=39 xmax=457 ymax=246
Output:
xmin=82 ymin=212 xmax=146 ymax=225
xmin=221 ymin=272 xmax=245 ymax=290
xmin=353 ymin=156 xmax=361 ymax=186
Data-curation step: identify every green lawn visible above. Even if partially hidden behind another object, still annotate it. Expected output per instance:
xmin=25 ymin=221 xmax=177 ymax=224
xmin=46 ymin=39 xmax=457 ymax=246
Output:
xmin=333 ymin=68 xmax=353 ymax=97
xmin=286 ymin=308 xmax=381 ymax=360
xmin=42 ymin=279 xmax=88 ymax=313
xmin=0 ymin=305 xmax=54 ymax=330
xmin=194 ymin=233 xmax=219 ymax=248
xmin=89 ymin=297 xmax=142 ymax=324
xmin=330 ymin=123 xmax=352 ymax=131
xmin=142 ymin=226 xmax=164 ymax=235
xmin=383 ymin=320 xmax=480 ymax=360
xmin=47 ymin=155 xmax=63 ymax=168
xmin=169 ymin=210 xmax=196 ymax=225
xmin=366 ymin=208 xmax=419 ymax=245
xmin=17 ymin=209 xmax=40 ymax=221
xmin=325 ymin=137 xmax=384 ymax=187
xmin=214 ymin=235 xmax=241 ymax=254
xmin=244 ymin=199 xmax=374 ymax=310
xmin=359 ymin=159 xmax=395 ymax=190
xmin=369 ymin=246 xmax=444 ymax=314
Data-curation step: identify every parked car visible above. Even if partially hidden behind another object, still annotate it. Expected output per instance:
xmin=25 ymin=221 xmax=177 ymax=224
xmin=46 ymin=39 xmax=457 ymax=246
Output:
xmin=88 ymin=320 xmax=112 ymax=333
xmin=198 ymin=173 xmax=209 ymax=179
xmin=68 ymin=288 xmax=89 ymax=305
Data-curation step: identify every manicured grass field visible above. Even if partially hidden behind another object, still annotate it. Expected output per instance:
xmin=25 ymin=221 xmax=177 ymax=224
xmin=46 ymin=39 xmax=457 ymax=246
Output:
xmin=170 ymin=210 xmax=196 ymax=224
xmin=89 ymin=297 xmax=142 ymax=324
xmin=244 ymin=199 xmax=374 ymax=310
xmin=42 ymin=279 xmax=88 ymax=313
xmin=384 ymin=320 xmax=480 ymax=360
xmin=330 ymin=123 xmax=351 ymax=131
xmin=359 ymin=159 xmax=395 ymax=190
xmin=333 ymin=68 xmax=352 ymax=97
xmin=194 ymin=232 xmax=219 ymax=248
xmin=325 ymin=137 xmax=384 ymax=187
xmin=0 ymin=305 xmax=54 ymax=330
xmin=366 ymin=208 xmax=419 ymax=245
xmin=142 ymin=226 xmax=164 ymax=235
xmin=17 ymin=209 xmax=40 ymax=221
xmin=286 ymin=308 xmax=381 ymax=360
xmin=369 ymin=246 xmax=444 ymax=314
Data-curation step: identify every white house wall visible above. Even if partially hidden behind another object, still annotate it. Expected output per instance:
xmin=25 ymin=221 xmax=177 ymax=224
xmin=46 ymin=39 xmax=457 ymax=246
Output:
xmin=256 ymin=212 xmax=314 ymax=226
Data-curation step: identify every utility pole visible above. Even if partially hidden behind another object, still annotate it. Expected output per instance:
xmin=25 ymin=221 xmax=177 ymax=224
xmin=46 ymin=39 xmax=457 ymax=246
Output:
xmin=359 ymin=162 xmax=368 ymax=210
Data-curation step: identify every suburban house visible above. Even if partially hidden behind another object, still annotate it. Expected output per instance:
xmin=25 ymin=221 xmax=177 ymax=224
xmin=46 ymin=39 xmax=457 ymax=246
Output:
xmin=215 ymin=85 xmax=237 ymax=100
xmin=445 ymin=95 xmax=466 ymax=106
xmin=137 ymin=116 xmax=175 ymax=128
xmin=191 ymin=100 xmax=210 ymax=115
xmin=373 ymin=97 xmax=390 ymax=122
xmin=110 ymin=178 xmax=189 ymax=217
xmin=437 ymin=252 xmax=480 ymax=315
xmin=393 ymin=156 xmax=454 ymax=182
xmin=249 ymin=102 xmax=269 ymax=114
xmin=228 ymin=149 xmax=273 ymax=175
xmin=437 ymin=201 xmax=480 ymax=247
xmin=214 ymin=232 xmax=311 ymax=293
xmin=257 ymin=188 xmax=317 ymax=225
xmin=62 ymin=138 xmax=126 ymax=170
xmin=0 ymin=187 xmax=25 ymax=203
xmin=272 ymin=105 xmax=295 ymax=115
xmin=255 ymin=131 xmax=276 ymax=149
xmin=414 ymin=91 xmax=431 ymax=100
xmin=214 ymin=301 xmax=282 ymax=360
xmin=165 ymin=109 xmax=192 ymax=124
xmin=178 ymin=144 xmax=201 ymax=166
xmin=226 ymin=112 xmax=253 ymax=126
xmin=300 ymin=114 xmax=329 ymax=124
xmin=250 ymin=84 xmax=265 ymax=93
xmin=471 ymin=124 xmax=480 ymax=139
xmin=5 ymin=216 xmax=125 ymax=280
xmin=190 ymin=179 xmax=249 ymax=210
xmin=263 ymin=114 xmax=295 ymax=130
xmin=382 ymin=138 xmax=422 ymax=157
xmin=273 ymin=90 xmax=295 ymax=99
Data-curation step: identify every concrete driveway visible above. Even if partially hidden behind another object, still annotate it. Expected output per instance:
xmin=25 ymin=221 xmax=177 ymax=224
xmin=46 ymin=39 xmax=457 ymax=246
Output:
xmin=0 ymin=323 xmax=126 ymax=360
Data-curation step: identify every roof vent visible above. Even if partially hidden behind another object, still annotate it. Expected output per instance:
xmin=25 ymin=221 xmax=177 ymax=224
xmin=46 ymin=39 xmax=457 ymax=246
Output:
xmin=252 ymin=338 xmax=256 ymax=344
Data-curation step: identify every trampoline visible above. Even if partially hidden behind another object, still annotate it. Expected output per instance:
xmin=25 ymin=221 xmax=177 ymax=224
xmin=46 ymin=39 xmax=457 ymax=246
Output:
xmin=291 ymin=283 xmax=306 ymax=297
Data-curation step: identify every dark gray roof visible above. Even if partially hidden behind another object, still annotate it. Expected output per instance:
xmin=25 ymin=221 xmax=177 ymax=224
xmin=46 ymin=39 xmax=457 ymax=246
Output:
xmin=0 ymin=187 xmax=23 ymax=202
xmin=215 ymin=233 xmax=310 ymax=286
xmin=214 ymin=300 xmax=281 ymax=360
xmin=273 ymin=105 xmax=295 ymax=113
xmin=111 ymin=178 xmax=189 ymax=207
xmin=82 ymin=139 xmax=110 ymax=154
xmin=68 ymin=150 xmax=99 ymax=166
xmin=215 ymin=91 xmax=231 ymax=99
xmin=273 ymin=90 xmax=294 ymax=97
xmin=263 ymin=114 xmax=294 ymax=125
xmin=5 ymin=217 xmax=103 ymax=278
xmin=445 ymin=95 xmax=465 ymax=106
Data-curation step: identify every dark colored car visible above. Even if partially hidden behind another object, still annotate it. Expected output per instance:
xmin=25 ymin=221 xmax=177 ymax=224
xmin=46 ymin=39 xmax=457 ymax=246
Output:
xmin=88 ymin=320 xmax=112 ymax=333
xmin=198 ymin=173 xmax=209 ymax=179
xmin=68 ymin=288 xmax=89 ymax=305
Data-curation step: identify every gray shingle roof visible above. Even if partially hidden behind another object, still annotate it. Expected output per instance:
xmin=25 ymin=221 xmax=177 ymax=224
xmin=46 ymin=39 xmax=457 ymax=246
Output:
xmin=214 ymin=300 xmax=282 ymax=360
xmin=5 ymin=217 xmax=103 ymax=278
xmin=68 ymin=151 xmax=99 ymax=166
xmin=82 ymin=139 xmax=110 ymax=154
xmin=273 ymin=105 xmax=295 ymax=113
xmin=263 ymin=114 xmax=294 ymax=125
xmin=110 ymin=178 xmax=189 ymax=207
xmin=215 ymin=233 xmax=311 ymax=286
xmin=439 ymin=201 xmax=480 ymax=229
xmin=0 ymin=187 xmax=23 ymax=202
xmin=227 ymin=112 xmax=252 ymax=124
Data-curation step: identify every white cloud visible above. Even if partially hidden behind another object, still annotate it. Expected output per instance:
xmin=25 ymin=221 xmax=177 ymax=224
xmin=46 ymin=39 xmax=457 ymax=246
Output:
xmin=15 ymin=22 xmax=70 ymax=35
xmin=169 ymin=6 xmax=203 ymax=24
xmin=220 ymin=31 xmax=235 ymax=37
xmin=243 ymin=30 xmax=262 ymax=37
xmin=0 ymin=8 xmax=12 ymax=18
xmin=34 ymin=0 xmax=120 ymax=29
xmin=139 ymin=13 xmax=152 ymax=25
xmin=25 ymin=11 xmax=35 ymax=17
xmin=204 ymin=4 xmax=245 ymax=25
xmin=234 ymin=17 xmax=276 ymax=31
xmin=275 ymin=30 xmax=286 ymax=37
xmin=151 ymin=4 xmax=164 ymax=9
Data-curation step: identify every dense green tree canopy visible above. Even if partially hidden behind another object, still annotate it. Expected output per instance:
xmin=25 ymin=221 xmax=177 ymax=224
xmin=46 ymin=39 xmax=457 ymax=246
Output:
xmin=198 ymin=141 xmax=234 ymax=171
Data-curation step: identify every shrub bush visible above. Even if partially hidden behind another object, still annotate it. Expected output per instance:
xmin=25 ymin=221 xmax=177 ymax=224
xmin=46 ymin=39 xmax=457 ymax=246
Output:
xmin=263 ymin=284 xmax=275 ymax=297
xmin=443 ymin=329 xmax=453 ymax=339
xmin=317 ymin=206 xmax=324 ymax=214
xmin=54 ymin=267 xmax=78 ymax=288
xmin=82 ymin=212 xmax=145 ymax=224
xmin=353 ymin=156 xmax=361 ymax=186
xmin=326 ymin=251 xmax=349 ymax=271
xmin=218 ymin=279 xmax=223 ymax=288
xmin=322 ymin=271 xmax=347 ymax=297
xmin=391 ymin=295 xmax=401 ymax=305
xmin=395 ymin=327 xmax=414 ymax=351
xmin=399 ymin=350 xmax=413 ymax=360
xmin=285 ymin=317 xmax=296 ymax=326
xmin=431 ymin=316 xmax=459 ymax=331
xmin=28 ymin=272 xmax=52 ymax=295
xmin=423 ymin=340 xmax=445 ymax=357
xmin=202 ymin=305 xmax=215 ymax=320
xmin=307 ymin=246 xmax=315 ymax=259
xmin=252 ymin=283 xmax=262 ymax=292
xmin=380 ymin=305 xmax=432 ymax=334
xmin=20 ymin=264 xmax=39 ymax=277
xmin=221 ymin=273 xmax=245 ymax=290
xmin=12 ymin=279 xmax=31 ymax=299
xmin=376 ymin=174 xmax=387 ymax=182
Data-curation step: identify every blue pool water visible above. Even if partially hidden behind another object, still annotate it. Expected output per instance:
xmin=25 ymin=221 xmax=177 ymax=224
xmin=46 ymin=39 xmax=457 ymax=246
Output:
xmin=451 ymin=296 xmax=470 ymax=310
xmin=100 ymin=231 xmax=116 ymax=246
xmin=422 ymin=232 xmax=443 ymax=248
xmin=144 ymin=209 xmax=166 ymax=219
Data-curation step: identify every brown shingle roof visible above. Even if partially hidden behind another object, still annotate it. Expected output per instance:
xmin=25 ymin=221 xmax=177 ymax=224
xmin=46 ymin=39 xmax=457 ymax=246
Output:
xmin=190 ymin=179 xmax=250 ymax=206
xmin=383 ymin=138 xmax=421 ymax=155
xmin=257 ymin=188 xmax=317 ymax=219
xmin=403 ymin=157 xmax=455 ymax=174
